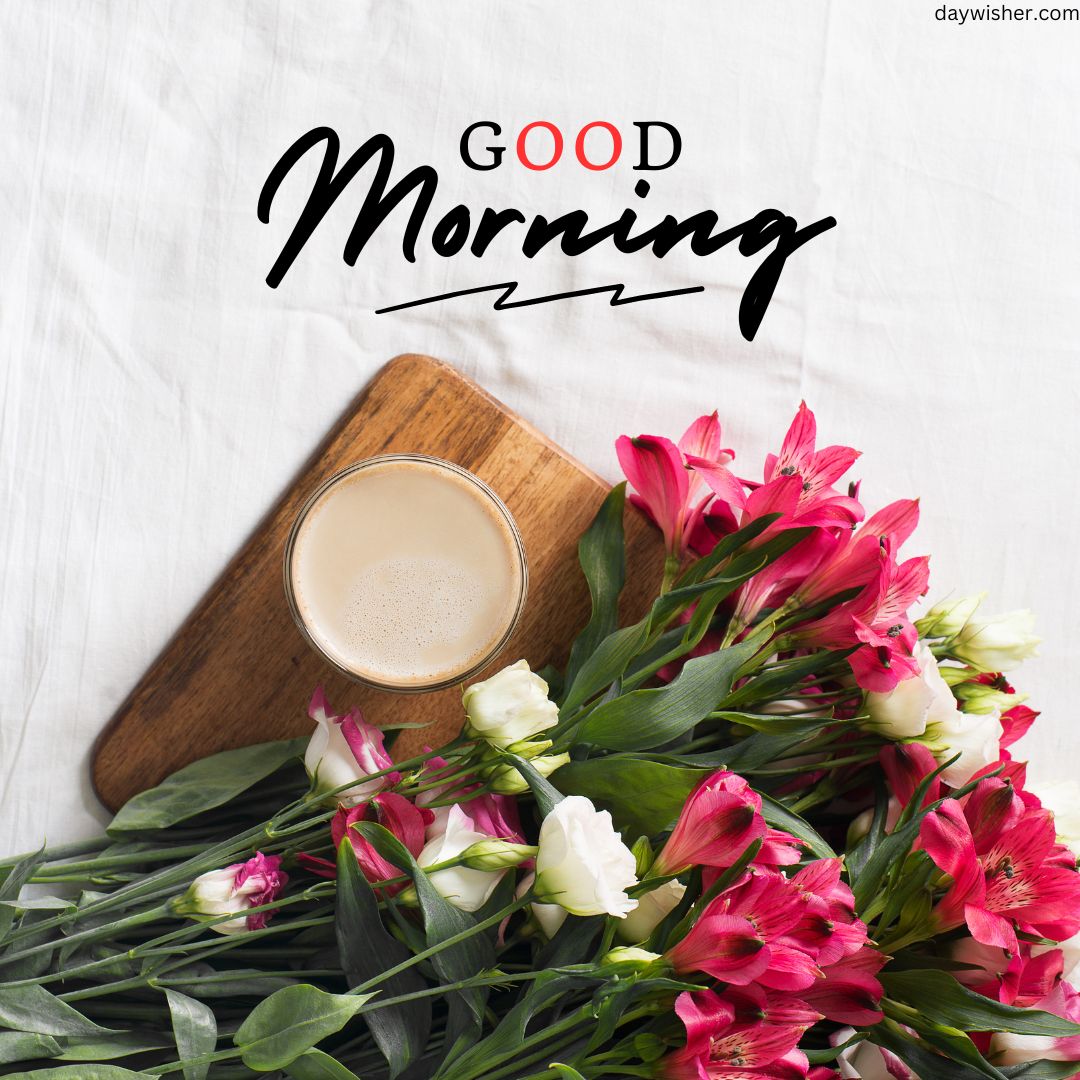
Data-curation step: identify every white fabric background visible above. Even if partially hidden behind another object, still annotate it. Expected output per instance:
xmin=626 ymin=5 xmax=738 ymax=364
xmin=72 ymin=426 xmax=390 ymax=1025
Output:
xmin=2 ymin=1 xmax=1078 ymax=854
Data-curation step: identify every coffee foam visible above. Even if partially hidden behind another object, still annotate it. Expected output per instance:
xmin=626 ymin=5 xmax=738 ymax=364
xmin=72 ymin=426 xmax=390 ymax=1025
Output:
xmin=290 ymin=459 xmax=523 ymax=687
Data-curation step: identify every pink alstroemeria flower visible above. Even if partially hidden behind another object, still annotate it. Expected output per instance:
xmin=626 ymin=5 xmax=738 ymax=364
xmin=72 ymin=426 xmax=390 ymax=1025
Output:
xmin=668 ymin=868 xmax=833 ymax=991
xmin=690 ymin=403 xmax=863 ymax=537
xmin=652 ymin=771 xmax=768 ymax=877
xmin=920 ymin=785 xmax=1080 ymax=953
xmin=616 ymin=412 xmax=736 ymax=559
xmin=952 ymin=937 xmax=1064 ymax=1008
xmin=792 ymin=498 xmax=921 ymax=609
xmin=785 ymin=542 xmax=930 ymax=692
xmin=658 ymin=986 xmax=815 ymax=1080
xmin=799 ymin=948 xmax=887 ymax=1027
xmin=304 ymin=687 xmax=398 ymax=805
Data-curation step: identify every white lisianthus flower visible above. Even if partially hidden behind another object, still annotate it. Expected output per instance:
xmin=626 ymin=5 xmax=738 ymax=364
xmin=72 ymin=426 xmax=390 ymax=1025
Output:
xmin=417 ymin=806 xmax=507 ymax=913
xmin=462 ymin=660 xmax=559 ymax=748
xmin=516 ymin=872 xmax=568 ymax=939
xmin=174 ymin=853 xmax=287 ymax=936
xmin=533 ymin=796 xmax=638 ymax=918
xmin=617 ymin=878 xmax=686 ymax=943
xmin=926 ymin=707 xmax=1003 ymax=788
xmin=1025 ymin=778 xmax=1080 ymax=859
xmin=833 ymin=1028 xmax=918 ymax=1079
xmin=865 ymin=642 xmax=1003 ymax=787
xmin=991 ymin=1028 xmax=1072 ymax=1066
xmin=304 ymin=689 xmax=396 ymax=806
xmin=864 ymin=641 xmax=959 ymax=739
xmin=953 ymin=609 xmax=1040 ymax=672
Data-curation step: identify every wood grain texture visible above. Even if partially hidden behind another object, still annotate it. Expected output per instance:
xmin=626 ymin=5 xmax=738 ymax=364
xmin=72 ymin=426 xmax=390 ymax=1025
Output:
xmin=91 ymin=354 xmax=663 ymax=811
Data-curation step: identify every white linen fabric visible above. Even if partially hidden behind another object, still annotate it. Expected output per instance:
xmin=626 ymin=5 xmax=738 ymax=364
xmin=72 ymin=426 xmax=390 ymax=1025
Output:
xmin=2 ymin=1 xmax=1078 ymax=852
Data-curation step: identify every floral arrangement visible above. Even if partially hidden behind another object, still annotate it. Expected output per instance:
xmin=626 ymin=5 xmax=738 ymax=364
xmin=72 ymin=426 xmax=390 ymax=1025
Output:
xmin=1 ymin=405 xmax=1078 ymax=1080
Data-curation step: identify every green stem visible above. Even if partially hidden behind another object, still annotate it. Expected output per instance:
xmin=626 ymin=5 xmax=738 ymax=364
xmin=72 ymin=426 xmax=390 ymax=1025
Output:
xmin=0 ymin=837 xmax=107 ymax=870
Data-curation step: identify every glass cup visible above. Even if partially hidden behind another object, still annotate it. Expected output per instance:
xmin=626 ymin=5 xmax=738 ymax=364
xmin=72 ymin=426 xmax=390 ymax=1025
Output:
xmin=284 ymin=454 xmax=527 ymax=692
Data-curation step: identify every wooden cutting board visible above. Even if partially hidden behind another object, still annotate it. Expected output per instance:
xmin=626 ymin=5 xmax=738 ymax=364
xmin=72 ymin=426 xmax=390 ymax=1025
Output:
xmin=92 ymin=354 xmax=663 ymax=812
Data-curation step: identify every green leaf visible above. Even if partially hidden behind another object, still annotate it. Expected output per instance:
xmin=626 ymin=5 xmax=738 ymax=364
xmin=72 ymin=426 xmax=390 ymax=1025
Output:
xmin=719 ymin=648 xmax=852 ymax=710
xmin=851 ymin=812 xmax=925 ymax=911
xmin=549 ymin=1066 xmax=587 ymax=1080
xmin=284 ymin=1049 xmax=363 ymax=1079
xmin=335 ymin=840 xmax=429 ymax=1078
xmin=54 ymin=1032 xmax=170 ymax=1061
xmin=676 ymin=514 xmax=781 ymax=586
xmin=758 ymin=793 xmax=836 ymax=860
xmin=563 ymin=484 xmax=627 ymax=693
xmin=559 ymin=618 xmax=651 ymax=719
xmin=2 ymin=1067 xmax=155 ymax=1079
xmin=0 ymin=847 xmax=44 ymax=942
xmin=233 ymin=984 xmax=373 ymax=1072
xmin=356 ymin=824 xmax=495 ymax=1042
xmin=1001 ymin=1062 xmax=1080 ymax=1078
xmin=108 ymin=737 xmax=308 ymax=834
xmin=0 ymin=1031 xmax=61 ymax=1065
xmin=870 ymin=1017 xmax=990 ymax=1080
xmin=576 ymin=639 xmax=760 ymax=751
xmin=0 ymin=985 xmax=111 ymax=1037
xmin=882 ymin=970 xmax=1080 ymax=1037
xmin=433 ymin=972 xmax=588 ymax=1080
xmin=164 ymin=988 xmax=216 ymax=1080
xmin=556 ymin=758 xmax=707 ymax=837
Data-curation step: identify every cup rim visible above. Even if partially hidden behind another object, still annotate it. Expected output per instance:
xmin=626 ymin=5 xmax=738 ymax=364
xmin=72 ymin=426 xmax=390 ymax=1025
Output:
xmin=283 ymin=453 xmax=528 ymax=693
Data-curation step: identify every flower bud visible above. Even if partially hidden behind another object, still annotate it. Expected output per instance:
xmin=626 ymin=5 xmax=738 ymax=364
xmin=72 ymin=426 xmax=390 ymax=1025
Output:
xmin=174 ymin=853 xmax=287 ymax=935
xmin=484 ymin=753 xmax=570 ymax=795
xmin=952 ymin=681 xmax=1023 ymax=716
xmin=458 ymin=839 xmax=538 ymax=871
xmin=631 ymin=836 xmax=654 ymax=878
xmin=463 ymin=660 xmax=559 ymax=748
xmin=953 ymin=609 xmax=1040 ymax=672
xmin=915 ymin=593 xmax=984 ymax=639
xmin=304 ymin=689 xmax=396 ymax=806
xmin=504 ymin=737 xmax=554 ymax=758
xmin=603 ymin=946 xmax=661 ymax=969
xmin=617 ymin=878 xmax=686 ymax=944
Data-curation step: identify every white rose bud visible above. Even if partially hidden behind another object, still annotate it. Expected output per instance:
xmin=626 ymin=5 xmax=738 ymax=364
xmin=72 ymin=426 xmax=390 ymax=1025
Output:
xmin=864 ymin=641 xmax=959 ymax=739
xmin=533 ymin=796 xmax=638 ymax=918
xmin=603 ymin=946 xmax=661 ymax=969
xmin=463 ymin=660 xmax=559 ymax=748
xmin=458 ymin=839 xmax=538 ymax=871
xmin=915 ymin=594 xmax=984 ymax=639
xmin=417 ymin=806 xmax=507 ymax=913
xmin=485 ymin=752 xmax=571 ymax=795
xmin=953 ymin=609 xmax=1040 ymax=672
xmin=617 ymin=878 xmax=686 ymax=943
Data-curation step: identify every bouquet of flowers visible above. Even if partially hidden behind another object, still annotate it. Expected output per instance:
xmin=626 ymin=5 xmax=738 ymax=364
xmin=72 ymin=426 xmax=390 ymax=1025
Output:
xmin=1 ymin=405 xmax=1078 ymax=1080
